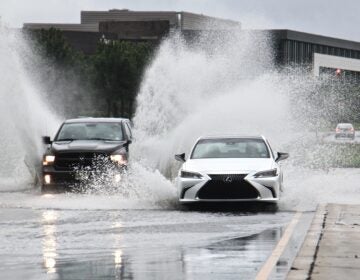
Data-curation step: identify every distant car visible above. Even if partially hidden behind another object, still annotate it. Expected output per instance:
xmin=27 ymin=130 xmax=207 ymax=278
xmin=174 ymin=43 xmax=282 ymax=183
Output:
xmin=175 ymin=136 xmax=289 ymax=203
xmin=335 ymin=123 xmax=355 ymax=139
xmin=41 ymin=118 xmax=132 ymax=193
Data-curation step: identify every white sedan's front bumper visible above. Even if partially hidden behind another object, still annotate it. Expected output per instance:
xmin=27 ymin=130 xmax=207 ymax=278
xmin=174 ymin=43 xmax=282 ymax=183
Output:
xmin=177 ymin=173 xmax=281 ymax=203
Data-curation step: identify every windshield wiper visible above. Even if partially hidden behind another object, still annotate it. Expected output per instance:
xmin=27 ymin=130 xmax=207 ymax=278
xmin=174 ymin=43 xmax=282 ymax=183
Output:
xmin=88 ymin=138 xmax=120 ymax=141
xmin=55 ymin=138 xmax=76 ymax=142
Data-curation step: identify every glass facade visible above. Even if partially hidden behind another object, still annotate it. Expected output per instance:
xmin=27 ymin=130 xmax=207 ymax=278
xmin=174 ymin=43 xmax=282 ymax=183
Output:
xmin=271 ymin=35 xmax=360 ymax=82
xmin=278 ymin=39 xmax=360 ymax=66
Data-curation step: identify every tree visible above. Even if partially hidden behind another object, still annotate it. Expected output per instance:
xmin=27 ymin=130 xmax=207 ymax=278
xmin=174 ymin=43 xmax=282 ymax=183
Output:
xmin=33 ymin=27 xmax=77 ymax=66
xmin=29 ymin=29 xmax=153 ymax=118
xmin=29 ymin=28 xmax=98 ymax=117
xmin=92 ymin=40 xmax=152 ymax=117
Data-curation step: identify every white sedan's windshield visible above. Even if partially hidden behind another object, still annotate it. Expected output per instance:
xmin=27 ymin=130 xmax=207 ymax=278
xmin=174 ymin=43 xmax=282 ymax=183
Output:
xmin=191 ymin=138 xmax=270 ymax=159
xmin=56 ymin=123 xmax=123 ymax=141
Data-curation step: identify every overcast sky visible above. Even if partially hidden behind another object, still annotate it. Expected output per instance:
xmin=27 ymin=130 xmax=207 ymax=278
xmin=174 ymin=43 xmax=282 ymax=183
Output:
xmin=1 ymin=0 xmax=359 ymax=41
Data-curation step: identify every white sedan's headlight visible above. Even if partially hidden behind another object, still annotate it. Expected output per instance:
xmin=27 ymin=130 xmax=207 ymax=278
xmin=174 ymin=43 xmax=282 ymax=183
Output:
xmin=254 ymin=168 xmax=278 ymax=178
xmin=43 ymin=155 xmax=55 ymax=166
xmin=110 ymin=154 xmax=127 ymax=165
xmin=180 ymin=171 xmax=203 ymax=179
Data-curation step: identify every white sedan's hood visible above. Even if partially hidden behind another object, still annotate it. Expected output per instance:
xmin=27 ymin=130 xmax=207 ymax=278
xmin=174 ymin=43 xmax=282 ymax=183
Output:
xmin=183 ymin=158 xmax=275 ymax=174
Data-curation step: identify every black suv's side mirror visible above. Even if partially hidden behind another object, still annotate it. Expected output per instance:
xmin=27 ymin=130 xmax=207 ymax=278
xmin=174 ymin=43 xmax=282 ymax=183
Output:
xmin=276 ymin=152 xmax=289 ymax=162
xmin=126 ymin=139 xmax=132 ymax=146
xmin=175 ymin=153 xmax=186 ymax=162
xmin=42 ymin=136 xmax=52 ymax=145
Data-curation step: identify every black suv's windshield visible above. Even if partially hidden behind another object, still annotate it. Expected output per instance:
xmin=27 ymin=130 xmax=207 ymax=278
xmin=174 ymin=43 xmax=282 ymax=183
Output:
xmin=55 ymin=122 xmax=124 ymax=141
xmin=191 ymin=138 xmax=270 ymax=159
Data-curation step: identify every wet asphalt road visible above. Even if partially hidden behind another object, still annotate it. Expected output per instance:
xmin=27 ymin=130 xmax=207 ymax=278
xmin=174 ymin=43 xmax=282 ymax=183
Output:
xmin=0 ymin=192 xmax=313 ymax=280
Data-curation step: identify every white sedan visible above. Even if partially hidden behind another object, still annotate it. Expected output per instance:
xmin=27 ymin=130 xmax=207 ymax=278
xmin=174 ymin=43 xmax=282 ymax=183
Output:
xmin=175 ymin=136 xmax=288 ymax=203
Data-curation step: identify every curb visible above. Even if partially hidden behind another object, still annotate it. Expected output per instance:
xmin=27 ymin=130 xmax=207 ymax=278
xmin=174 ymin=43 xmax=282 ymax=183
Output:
xmin=287 ymin=204 xmax=327 ymax=280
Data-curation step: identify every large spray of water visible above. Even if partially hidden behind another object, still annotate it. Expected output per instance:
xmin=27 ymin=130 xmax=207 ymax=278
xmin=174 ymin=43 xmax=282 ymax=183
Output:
xmin=0 ymin=24 xmax=175 ymax=208
xmin=0 ymin=25 xmax=60 ymax=191
xmin=0 ymin=22 xmax=359 ymax=211
xmin=134 ymin=32 xmax=296 ymax=175
xmin=132 ymin=31 xmax=360 ymax=210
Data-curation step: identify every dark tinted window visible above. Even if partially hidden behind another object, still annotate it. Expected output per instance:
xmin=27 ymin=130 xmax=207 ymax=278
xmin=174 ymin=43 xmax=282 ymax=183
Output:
xmin=191 ymin=138 xmax=270 ymax=159
xmin=56 ymin=123 xmax=124 ymax=141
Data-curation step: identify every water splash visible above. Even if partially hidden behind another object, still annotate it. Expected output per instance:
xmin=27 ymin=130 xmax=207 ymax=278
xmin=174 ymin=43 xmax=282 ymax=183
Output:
xmin=1 ymin=23 xmax=358 ymax=211
xmin=72 ymin=159 xmax=176 ymax=207
xmin=0 ymin=25 xmax=60 ymax=191
xmin=132 ymin=30 xmax=360 ymax=210
xmin=133 ymin=32 xmax=294 ymax=175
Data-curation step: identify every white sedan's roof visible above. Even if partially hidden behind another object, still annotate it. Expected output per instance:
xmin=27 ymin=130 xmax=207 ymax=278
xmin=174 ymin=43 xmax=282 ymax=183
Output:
xmin=199 ymin=135 xmax=265 ymax=140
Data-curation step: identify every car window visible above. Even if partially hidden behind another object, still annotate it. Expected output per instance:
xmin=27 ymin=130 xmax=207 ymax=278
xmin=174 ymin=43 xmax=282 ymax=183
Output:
xmin=56 ymin=123 xmax=124 ymax=141
xmin=124 ymin=122 xmax=132 ymax=139
xmin=191 ymin=138 xmax=270 ymax=159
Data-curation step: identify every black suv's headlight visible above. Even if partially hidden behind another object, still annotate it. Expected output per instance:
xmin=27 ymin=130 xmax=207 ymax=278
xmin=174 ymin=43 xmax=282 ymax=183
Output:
xmin=254 ymin=169 xmax=278 ymax=178
xmin=43 ymin=155 xmax=55 ymax=166
xmin=110 ymin=148 xmax=128 ymax=165
xmin=180 ymin=171 xmax=203 ymax=179
xmin=110 ymin=154 xmax=127 ymax=165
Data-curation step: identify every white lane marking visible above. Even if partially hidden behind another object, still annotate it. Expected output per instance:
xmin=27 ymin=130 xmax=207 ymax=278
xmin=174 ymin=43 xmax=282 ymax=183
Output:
xmin=255 ymin=211 xmax=303 ymax=280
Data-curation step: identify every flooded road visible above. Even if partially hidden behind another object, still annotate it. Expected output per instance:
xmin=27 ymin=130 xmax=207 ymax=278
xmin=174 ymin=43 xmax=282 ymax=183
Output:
xmin=0 ymin=191 xmax=313 ymax=280
xmin=0 ymin=9 xmax=359 ymax=280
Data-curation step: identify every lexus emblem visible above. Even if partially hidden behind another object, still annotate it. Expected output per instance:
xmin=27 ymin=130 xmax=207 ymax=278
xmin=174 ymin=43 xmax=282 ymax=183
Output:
xmin=224 ymin=176 xmax=233 ymax=183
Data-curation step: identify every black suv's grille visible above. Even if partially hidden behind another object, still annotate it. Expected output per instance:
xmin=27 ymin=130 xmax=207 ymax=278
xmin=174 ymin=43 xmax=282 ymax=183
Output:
xmin=54 ymin=152 xmax=109 ymax=171
xmin=197 ymin=174 xmax=259 ymax=199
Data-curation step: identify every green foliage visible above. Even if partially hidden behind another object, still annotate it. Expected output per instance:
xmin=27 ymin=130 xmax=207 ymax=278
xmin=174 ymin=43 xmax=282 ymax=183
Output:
xmin=30 ymin=28 xmax=153 ymax=118
xmin=34 ymin=28 xmax=77 ymax=66
xmin=304 ymin=142 xmax=360 ymax=168
xmin=314 ymin=81 xmax=360 ymax=125
xmin=290 ymin=73 xmax=360 ymax=131
xmin=92 ymin=40 xmax=152 ymax=117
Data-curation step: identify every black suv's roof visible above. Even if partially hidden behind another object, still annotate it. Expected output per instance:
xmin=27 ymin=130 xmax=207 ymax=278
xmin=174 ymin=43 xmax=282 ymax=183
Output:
xmin=64 ymin=117 xmax=130 ymax=124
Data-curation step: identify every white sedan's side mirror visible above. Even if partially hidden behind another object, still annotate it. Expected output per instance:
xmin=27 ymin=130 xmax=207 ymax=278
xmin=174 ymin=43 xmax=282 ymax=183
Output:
xmin=175 ymin=153 xmax=186 ymax=162
xmin=276 ymin=152 xmax=289 ymax=162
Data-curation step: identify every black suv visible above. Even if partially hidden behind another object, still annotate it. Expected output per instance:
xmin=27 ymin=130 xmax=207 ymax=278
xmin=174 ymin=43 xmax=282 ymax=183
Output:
xmin=41 ymin=118 xmax=132 ymax=192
